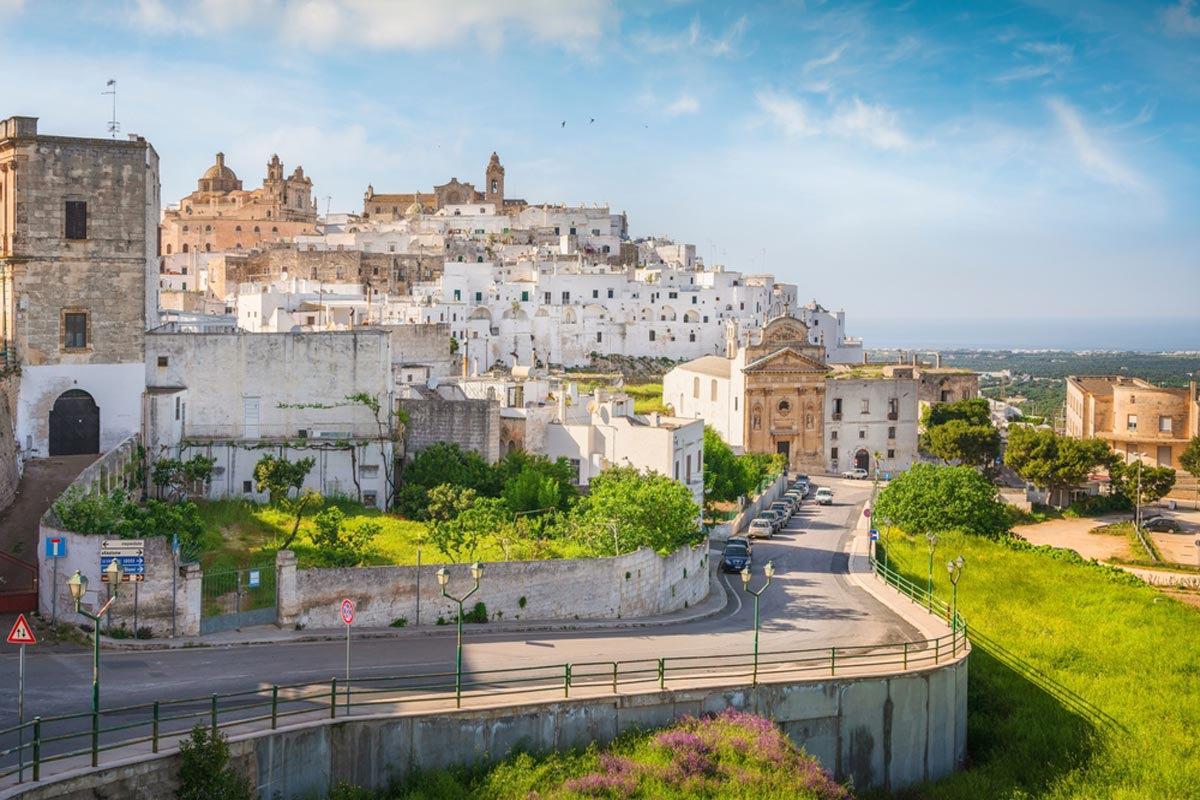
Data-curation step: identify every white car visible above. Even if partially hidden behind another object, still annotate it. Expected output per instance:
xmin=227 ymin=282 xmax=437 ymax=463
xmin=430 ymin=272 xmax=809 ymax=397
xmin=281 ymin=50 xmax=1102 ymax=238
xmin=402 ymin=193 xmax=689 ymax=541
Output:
xmin=815 ymin=487 xmax=834 ymax=505
xmin=841 ymin=468 xmax=870 ymax=480
xmin=747 ymin=518 xmax=774 ymax=539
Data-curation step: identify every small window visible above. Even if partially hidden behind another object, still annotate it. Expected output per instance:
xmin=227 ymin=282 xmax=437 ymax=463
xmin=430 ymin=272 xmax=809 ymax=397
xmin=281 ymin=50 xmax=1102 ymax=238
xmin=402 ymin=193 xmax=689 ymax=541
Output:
xmin=65 ymin=201 xmax=87 ymax=240
xmin=596 ymin=332 xmax=602 ymax=343
xmin=832 ymin=430 xmax=838 ymax=440
xmin=887 ymin=449 xmax=895 ymax=459
xmin=157 ymin=355 xmax=169 ymax=367
xmin=243 ymin=480 xmax=254 ymax=493
xmin=689 ymin=332 xmax=696 ymax=342
xmin=887 ymin=426 xmax=896 ymax=439
xmin=607 ymin=288 xmax=614 ymax=299
xmin=1127 ymin=414 xmax=1138 ymax=431
xmin=174 ymin=396 xmax=180 ymax=420
xmin=831 ymin=447 xmax=839 ymax=460
xmin=859 ymin=429 xmax=866 ymax=439
xmin=860 ymin=399 xmax=870 ymax=414
xmin=592 ymin=289 xmax=599 ymax=299
xmin=693 ymin=377 xmax=700 ymax=398
xmin=64 ymin=312 xmax=88 ymax=349
xmin=711 ymin=380 xmax=718 ymax=401
xmin=1159 ymin=416 xmax=1172 ymax=433
xmin=362 ymin=492 xmax=378 ymax=508
xmin=562 ymin=291 xmax=570 ymax=303
xmin=649 ymin=330 xmax=656 ymax=341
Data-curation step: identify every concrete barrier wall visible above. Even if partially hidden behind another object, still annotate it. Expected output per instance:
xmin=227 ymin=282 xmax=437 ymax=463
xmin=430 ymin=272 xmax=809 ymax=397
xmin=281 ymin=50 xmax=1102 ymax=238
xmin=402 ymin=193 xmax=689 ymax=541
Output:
xmin=282 ymin=543 xmax=710 ymax=630
xmin=731 ymin=472 xmax=788 ymax=536
xmin=6 ymin=655 xmax=968 ymax=800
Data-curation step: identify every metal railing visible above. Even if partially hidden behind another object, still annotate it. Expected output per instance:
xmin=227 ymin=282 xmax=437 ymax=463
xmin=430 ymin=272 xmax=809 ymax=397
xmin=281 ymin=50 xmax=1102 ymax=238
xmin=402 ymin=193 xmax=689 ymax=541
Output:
xmin=0 ymin=628 xmax=967 ymax=786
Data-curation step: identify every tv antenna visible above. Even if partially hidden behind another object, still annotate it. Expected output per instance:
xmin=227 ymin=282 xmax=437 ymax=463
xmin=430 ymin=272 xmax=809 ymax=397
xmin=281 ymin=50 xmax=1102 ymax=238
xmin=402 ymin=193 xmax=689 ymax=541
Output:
xmin=102 ymin=79 xmax=119 ymax=138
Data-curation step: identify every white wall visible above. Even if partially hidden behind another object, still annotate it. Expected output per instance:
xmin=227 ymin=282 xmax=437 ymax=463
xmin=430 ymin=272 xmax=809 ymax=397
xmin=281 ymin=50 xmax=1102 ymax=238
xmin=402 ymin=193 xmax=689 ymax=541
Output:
xmin=824 ymin=378 xmax=920 ymax=476
xmin=17 ymin=363 xmax=144 ymax=457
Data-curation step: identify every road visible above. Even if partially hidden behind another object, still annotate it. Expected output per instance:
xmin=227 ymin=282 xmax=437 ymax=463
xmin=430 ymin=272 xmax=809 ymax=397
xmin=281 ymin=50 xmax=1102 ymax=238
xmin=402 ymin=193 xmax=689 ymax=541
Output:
xmin=0 ymin=478 xmax=914 ymax=735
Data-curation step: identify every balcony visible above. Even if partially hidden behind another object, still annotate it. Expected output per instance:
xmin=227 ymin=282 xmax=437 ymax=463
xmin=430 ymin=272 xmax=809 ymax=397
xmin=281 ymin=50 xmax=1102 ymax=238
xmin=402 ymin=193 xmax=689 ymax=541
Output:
xmin=887 ymin=412 xmax=899 ymax=420
xmin=831 ymin=413 xmax=842 ymax=421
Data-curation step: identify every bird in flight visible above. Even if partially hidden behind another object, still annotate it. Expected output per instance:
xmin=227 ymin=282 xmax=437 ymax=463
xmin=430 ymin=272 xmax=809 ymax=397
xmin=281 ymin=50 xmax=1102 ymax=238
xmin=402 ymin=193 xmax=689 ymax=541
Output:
xmin=590 ymin=118 xmax=595 ymax=124
xmin=561 ymin=120 xmax=566 ymax=128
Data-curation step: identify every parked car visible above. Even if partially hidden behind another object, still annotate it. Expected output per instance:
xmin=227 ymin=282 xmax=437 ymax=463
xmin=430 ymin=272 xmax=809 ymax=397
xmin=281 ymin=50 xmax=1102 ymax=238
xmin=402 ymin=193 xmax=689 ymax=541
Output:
xmin=792 ymin=477 xmax=810 ymax=496
xmin=841 ymin=468 xmax=870 ymax=480
xmin=759 ymin=509 xmax=783 ymax=532
xmin=815 ymin=487 xmax=834 ymax=505
xmin=784 ymin=493 xmax=804 ymax=509
xmin=720 ymin=540 xmax=752 ymax=573
xmin=1142 ymin=516 xmax=1180 ymax=533
xmin=727 ymin=535 xmax=752 ymax=553
xmin=747 ymin=518 xmax=774 ymax=539
xmin=770 ymin=501 xmax=793 ymax=520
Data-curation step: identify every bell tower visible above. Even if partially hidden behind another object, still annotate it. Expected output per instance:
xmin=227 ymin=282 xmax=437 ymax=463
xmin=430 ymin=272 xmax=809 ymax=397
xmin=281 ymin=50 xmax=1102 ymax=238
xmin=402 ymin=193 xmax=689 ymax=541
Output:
xmin=485 ymin=152 xmax=505 ymax=203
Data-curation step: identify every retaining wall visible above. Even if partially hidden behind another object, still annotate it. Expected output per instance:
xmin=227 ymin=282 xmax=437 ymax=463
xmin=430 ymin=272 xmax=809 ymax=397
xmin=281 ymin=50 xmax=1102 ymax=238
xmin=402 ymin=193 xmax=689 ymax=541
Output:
xmin=281 ymin=543 xmax=710 ymax=630
xmin=0 ymin=372 xmax=19 ymax=514
xmin=4 ymin=655 xmax=968 ymax=799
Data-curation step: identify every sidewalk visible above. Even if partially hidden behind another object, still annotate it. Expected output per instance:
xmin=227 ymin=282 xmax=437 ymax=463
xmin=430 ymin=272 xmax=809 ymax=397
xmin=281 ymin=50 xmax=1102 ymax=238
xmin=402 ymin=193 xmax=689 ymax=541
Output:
xmin=95 ymin=555 xmax=733 ymax=651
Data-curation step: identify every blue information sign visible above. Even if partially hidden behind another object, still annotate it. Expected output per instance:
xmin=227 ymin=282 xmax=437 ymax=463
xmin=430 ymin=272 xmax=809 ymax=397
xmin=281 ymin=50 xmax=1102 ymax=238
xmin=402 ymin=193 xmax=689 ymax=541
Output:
xmin=248 ymin=570 xmax=261 ymax=588
xmin=869 ymin=529 xmax=879 ymax=541
xmin=45 ymin=537 xmax=67 ymax=559
xmin=101 ymin=555 xmax=146 ymax=575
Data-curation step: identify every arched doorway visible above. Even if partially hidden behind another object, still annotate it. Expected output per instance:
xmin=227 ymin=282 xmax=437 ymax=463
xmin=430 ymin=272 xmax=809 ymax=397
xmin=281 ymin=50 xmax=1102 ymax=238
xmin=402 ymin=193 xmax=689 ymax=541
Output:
xmin=49 ymin=390 xmax=100 ymax=456
xmin=854 ymin=449 xmax=870 ymax=471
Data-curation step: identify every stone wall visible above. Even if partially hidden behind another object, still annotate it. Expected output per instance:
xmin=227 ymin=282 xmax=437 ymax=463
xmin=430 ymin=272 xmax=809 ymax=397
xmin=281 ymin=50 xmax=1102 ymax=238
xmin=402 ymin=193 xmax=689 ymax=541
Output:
xmin=0 ymin=372 xmax=19 ymax=512
xmin=212 ymin=245 xmax=442 ymax=300
xmin=386 ymin=322 xmax=454 ymax=379
xmin=8 ymin=654 xmax=969 ymax=798
xmin=280 ymin=543 xmax=710 ymax=630
xmin=398 ymin=393 xmax=500 ymax=463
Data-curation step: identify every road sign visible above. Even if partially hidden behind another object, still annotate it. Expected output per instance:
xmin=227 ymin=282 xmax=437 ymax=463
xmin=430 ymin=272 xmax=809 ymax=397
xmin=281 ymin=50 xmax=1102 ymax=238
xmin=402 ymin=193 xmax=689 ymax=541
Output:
xmin=44 ymin=537 xmax=66 ymax=559
xmin=101 ymin=555 xmax=145 ymax=575
xmin=248 ymin=569 xmax=261 ymax=588
xmin=340 ymin=599 xmax=355 ymax=625
xmin=864 ymin=507 xmax=872 ymax=518
xmin=7 ymin=614 xmax=36 ymax=645
xmin=869 ymin=529 xmax=879 ymax=541
xmin=101 ymin=539 xmax=145 ymax=556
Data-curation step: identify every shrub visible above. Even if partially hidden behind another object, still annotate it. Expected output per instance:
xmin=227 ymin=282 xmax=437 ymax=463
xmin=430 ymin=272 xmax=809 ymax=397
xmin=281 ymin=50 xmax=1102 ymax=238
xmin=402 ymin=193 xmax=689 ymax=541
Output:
xmin=462 ymin=601 xmax=488 ymax=624
xmin=175 ymin=725 xmax=254 ymax=800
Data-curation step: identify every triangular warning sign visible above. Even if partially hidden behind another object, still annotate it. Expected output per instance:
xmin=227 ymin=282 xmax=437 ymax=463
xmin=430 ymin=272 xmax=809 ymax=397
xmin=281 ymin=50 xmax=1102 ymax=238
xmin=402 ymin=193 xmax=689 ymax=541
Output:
xmin=7 ymin=613 xmax=36 ymax=645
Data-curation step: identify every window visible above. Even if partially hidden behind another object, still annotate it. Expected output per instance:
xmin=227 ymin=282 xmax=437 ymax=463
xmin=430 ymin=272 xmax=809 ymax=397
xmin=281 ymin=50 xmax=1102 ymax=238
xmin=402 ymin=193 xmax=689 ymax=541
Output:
xmin=204 ymin=243 xmax=211 ymax=252
xmin=887 ymin=426 xmax=896 ymax=439
xmin=174 ymin=396 xmax=180 ymax=420
xmin=649 ymin=330 xmax=656 ymax=341
xmin=181 ymin=267 xmax=188 ymax=275
xmin=544 ymin=292 xmax=551 ymax=304
xmin=833 ymin=398 xmax=843 ymax=415
xmin=592 ymin=289 xmax=599 ymax=299
xmin=607 ymin=288 xmax=614 ymax=299
xmin=569 ymin=227 xmax=576 ymax=235
xmin=65 ymin=201 xmax=87 ymax=239
xmin=689 ymin=332 xmax=696 ymax=342
xmin=778 ymin=400 xmax=791 ymax=415
xmin=474 ymin=291 xmax=482 ymax=302
xmin=569 ymin=458 xmax=582 ymax=484
xmin=1127 ymin=414 xmax=1138 ymax=431
xmin=596 ymin=332 xmax=602 ymax=343
xmin=205 ymin=225 xmax=212 ymax=232
xmin=453 ymin=289 xmax=461 ymax=301
xmin=734 ymin=397 xmax=738 ymax=411
xmin=521 ymin=291 xmax=529 ymax=302
xmin=888 ymin=398 xmax=899 ymax=417
xmin=686 ymin=454 xmax=693 ymax=483
xmin=592 ymin=228 xmax=600 ymax=235
xmin=182 ymin=243 xmax=189 ymax=253
xmin=235 ymin=225 xmax=242 ymax=232
xmin=711 ymin=380 xmax=718 ymax=401
xmin=243 ymin=480 xmax=254 ymax=494
xmin=887 ymin=449 xmax=895 ymax=459
xmin=693 ymin=377 xmax=700 ymax=398
xmin=831 ymin=447 xmax=839 ymax=461
xmin=692 ymin=296 xmax=698 ymax=304
xmin=831 ymin=430 xmax=838 ymax=440
xmin=860 ymin=398 xmax=870 ymax=414
xmin=859 ymin=429 xmax=866 ymax=439
xmin=63 ymin=311 xmax=88 ymax=349
xmin=362 ymin=492 xmax=378 ymax=508
xmin=669 ymin=291 xmax=678 ymax=299
xmin=562 ymin=291 xmax=570 ymax=303
xmin=1159 ymin=416 xmax=1173 ymax=433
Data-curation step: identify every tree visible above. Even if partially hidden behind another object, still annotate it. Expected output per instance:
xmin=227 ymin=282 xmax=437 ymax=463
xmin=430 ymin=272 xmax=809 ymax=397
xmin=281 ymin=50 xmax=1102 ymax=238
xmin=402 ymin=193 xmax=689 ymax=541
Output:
xmin=253 ymin=455 xmax=320 ymax=550
xmin=569 ymin=465 xmax=701 ymax=556
xmin=427 ymin=488 xmax=508 ymax=563
xmin=925 ymin=418 xmax=1001 ymax=469
xmin=398 ymin=443 xmax=494 ymax=519
xmin=309 ymin=507 xmax=380 ymax=567
xmin=493 ymin=450 xmax=577 ymax=513
xmin=1180 ymin=435 xmax=1200 ymax=510
xmin=923 ymin=397 xmax=992 ymax=429
xmin=873 ymin=463 xmax=1009 ymax=539
xmin=176 ymin=725 xmax=254 ymax=800
xmin=151 ymin=454 xmax=216 ymax=502
xmin=1004 ymin=426 xmax=1115 ymax=507
xmin=702 ymin=426 xmax=742 ymax=504
xmin=1110 ymin=460 xmax=1176 ymax=508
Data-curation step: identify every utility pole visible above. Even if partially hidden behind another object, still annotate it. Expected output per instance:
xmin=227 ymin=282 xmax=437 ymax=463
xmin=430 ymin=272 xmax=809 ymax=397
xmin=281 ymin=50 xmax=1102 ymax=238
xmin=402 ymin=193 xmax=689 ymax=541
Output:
xmin=102 ymin=80 xmax=119 ymax=139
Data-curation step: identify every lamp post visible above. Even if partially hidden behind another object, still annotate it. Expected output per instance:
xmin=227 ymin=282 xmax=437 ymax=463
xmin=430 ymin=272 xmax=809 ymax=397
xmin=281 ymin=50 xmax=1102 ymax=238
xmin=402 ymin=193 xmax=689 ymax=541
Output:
xmin=437 ymin=562 xmax=482 ymax=709
xmin=740 ymin=561 xmax=775 ymax=686
xmin=946 ymin=556 xmax=965 ymax=631
xmin=68 ymin=560 xmax=124 ymax=767
xmin=1128 ymin=451 xmax=1146 ymax=531
xmin=925 ymin=532 xmax=938 ymax=608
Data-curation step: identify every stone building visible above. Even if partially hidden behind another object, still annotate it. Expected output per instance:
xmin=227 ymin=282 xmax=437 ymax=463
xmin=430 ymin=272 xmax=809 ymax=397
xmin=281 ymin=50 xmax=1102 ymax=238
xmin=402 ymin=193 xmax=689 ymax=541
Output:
xmin=1066 ymin=376 xmax=1200 ymax=470
xmin=0 ymin=115 xmax=158 ymax=458
xmin=363 ymin=152 xmax=520 ymax=220
xmin=160 ymin=153 xmax=318 ymax=255
xmin=824 ymin=371 xmax=920 ymax=476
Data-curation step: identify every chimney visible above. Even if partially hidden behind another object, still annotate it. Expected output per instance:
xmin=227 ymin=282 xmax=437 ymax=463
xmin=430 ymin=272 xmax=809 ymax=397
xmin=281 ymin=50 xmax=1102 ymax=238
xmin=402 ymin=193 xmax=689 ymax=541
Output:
xmin=936 ymin=353 xmax=943 ymax=368
xmin=911 ymin=352 xmax=918 ymax=366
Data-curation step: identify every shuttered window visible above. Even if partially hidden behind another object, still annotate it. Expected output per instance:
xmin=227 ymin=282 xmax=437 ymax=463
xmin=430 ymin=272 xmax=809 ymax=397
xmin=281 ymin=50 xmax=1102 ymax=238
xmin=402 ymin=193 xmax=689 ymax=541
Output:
xmin=65 ymin=201 xmax=88 ymax=240
xmin=64 ymin=312 xmax=87 ymax=349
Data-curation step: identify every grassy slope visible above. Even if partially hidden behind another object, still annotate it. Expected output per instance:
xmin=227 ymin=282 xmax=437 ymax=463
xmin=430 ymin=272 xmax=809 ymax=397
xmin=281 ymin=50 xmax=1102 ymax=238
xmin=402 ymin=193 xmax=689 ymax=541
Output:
xmin=879 ymin=530 xmax=1200 ymax=800
xmin=195 ymin=498 xmax=589 ymax=570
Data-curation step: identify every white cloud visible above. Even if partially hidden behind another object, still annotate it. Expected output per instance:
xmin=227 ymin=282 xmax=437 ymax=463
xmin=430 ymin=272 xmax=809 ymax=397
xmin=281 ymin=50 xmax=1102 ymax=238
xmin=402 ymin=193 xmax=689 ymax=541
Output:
xmin=1046 ymin=97 xmax=1150 ymax=195
xmin=631 ymin=14 xmax=747 ymax=57
xmin=0 ymin=0 xmax=24 ymax=10
xmin=1162 ymin=0 xmax=1200 ymax=36
xmin=665 ymin=94 xmax=700 ymax=117
xmin=130 ymin=0 xmax=615 ymax=51
xmin=756 ymin=90 xmax=912 ymax=151
xmin=993 ymin=40 xmax=1072 ymax=83
xmin=803 ymin=44 xmax=846 ymax=73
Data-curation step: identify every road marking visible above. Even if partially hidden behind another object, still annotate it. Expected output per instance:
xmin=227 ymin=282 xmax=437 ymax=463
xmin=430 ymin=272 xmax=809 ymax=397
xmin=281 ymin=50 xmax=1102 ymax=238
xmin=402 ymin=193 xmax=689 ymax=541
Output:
xmin=721 ymin=573 xmax=743 ymax=616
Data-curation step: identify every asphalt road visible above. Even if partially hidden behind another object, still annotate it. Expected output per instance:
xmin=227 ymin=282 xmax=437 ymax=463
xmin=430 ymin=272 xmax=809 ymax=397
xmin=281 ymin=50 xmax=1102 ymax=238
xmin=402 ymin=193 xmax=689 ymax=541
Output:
xmin=0 ymin=478 xmax=914 ymax=737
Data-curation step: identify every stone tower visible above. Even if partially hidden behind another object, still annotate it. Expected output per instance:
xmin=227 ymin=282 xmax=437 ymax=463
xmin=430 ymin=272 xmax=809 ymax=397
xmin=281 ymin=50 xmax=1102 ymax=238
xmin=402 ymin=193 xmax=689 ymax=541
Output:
xmin=485 ymin=152 xmax=505 ymax=203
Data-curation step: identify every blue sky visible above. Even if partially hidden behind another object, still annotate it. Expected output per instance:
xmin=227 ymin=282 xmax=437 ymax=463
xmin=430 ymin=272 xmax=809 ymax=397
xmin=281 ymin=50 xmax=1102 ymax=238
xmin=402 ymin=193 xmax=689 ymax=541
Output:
xmin=3 ymin=0 xmax=1198 ymax=344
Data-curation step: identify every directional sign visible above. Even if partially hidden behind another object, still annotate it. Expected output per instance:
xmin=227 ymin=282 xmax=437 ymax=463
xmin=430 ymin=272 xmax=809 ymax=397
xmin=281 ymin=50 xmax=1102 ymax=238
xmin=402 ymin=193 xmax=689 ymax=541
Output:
xmin=869 ymin=529 xmax=879 ymax=541
xmin=340 ymin=599 xmax=355 ymax=625
xmin=44 ymin=537 xmax=67 ymax=559
xmin=101 ymin=539 xmax=145 ymax=556
xmin=7 ymin=614 xmax=36 ymax=645
xmin=100 ymin=554 xmax=147 ymax=582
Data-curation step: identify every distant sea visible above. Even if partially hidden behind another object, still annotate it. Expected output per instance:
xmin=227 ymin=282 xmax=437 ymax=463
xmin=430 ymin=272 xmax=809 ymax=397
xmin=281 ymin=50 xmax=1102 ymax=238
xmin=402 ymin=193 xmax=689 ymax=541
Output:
xmin=852 ymin=317 xmax=1200 ymax=353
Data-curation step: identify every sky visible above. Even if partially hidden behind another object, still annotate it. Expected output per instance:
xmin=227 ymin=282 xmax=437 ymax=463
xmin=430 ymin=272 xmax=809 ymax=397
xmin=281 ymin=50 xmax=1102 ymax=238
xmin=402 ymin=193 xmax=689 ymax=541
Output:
xmin=2 ymin=0 xmax=1198 ymax=347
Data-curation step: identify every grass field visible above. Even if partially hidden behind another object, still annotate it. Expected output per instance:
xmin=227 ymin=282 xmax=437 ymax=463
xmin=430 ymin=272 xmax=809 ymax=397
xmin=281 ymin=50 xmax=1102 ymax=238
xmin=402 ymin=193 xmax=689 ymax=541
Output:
xmin=194 ymin=497 xmax=589 ymax=570
xmin=876 ymin=529 xmax=1200 ymax=799
xmin=624 ymin=382 xmax=671 ymax=414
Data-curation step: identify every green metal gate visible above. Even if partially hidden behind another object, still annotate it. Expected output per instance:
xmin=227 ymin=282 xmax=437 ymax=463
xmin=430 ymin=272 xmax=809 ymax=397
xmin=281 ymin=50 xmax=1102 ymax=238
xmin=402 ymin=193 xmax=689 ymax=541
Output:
xmin=200 ymin=562 xmax=277 ymax=635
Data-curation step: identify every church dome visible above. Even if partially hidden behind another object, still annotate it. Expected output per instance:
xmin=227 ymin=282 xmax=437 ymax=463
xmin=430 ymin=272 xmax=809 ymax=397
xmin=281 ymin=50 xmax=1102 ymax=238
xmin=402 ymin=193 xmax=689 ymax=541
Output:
xmin=198 ymin=152 xmax=242 ymax=193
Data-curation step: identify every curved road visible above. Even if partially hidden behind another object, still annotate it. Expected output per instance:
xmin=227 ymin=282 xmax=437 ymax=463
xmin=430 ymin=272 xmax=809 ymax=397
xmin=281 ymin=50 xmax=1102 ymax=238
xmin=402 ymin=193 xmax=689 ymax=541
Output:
xmin=0 ymin=478 xmax=916 ymax=730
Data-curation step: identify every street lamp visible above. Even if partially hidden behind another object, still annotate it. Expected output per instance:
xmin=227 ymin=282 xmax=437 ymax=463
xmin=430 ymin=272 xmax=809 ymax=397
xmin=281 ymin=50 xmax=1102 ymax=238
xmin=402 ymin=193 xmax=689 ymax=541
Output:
xmin=68 ymin=561 xmax=124 ymax=767
xmin=946 ymin=556 xmax=965 ymax=631
xmin=741 ymin=561 xmax=775 ymax=686
xmin=438 ymin=562 xmax=483 ymax=709
xmin=925 ymin=532 xmax=938 ymax=609
xmin=1127 ymin=452 xmax=1147 ymax=531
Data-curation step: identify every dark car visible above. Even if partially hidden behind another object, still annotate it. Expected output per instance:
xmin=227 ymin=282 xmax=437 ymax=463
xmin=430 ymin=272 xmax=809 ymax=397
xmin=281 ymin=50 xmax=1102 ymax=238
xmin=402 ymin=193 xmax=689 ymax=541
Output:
xmin=1142 ymin=516 xmax=1180 ymax=533
xmin=720 ymin=541 xmax=752 ymax=573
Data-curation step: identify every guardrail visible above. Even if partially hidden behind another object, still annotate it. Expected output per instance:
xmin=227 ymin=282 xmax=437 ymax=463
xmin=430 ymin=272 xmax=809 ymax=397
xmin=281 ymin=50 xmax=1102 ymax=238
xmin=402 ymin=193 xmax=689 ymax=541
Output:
xmin=0 ymin=629 xmax=967 ymax=786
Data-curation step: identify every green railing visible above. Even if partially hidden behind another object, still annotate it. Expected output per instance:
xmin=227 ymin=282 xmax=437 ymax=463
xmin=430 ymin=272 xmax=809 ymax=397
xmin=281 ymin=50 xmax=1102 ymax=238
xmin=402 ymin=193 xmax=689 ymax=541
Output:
xmin=0 ymin=628 xmax=968 ymax=786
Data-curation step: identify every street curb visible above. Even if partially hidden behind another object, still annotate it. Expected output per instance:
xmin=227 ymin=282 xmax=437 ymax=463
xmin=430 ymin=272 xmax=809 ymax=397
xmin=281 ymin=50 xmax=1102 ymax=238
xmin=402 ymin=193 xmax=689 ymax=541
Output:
xmin=93 ymin=556 xmax=732 ymax=651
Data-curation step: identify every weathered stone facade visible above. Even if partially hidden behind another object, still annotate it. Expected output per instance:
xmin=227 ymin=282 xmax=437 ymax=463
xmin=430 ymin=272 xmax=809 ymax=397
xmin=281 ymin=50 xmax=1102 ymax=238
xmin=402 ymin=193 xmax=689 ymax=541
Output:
xmin=363 ymin=152 xmax=524 ymax=220
xmin=399 ymin=391 xmax=501 ymax=463
xmin=208 ymin=244 xmax=441 ymax=300
xmin=741 ymin=317 xmax=829 ymax=473
xmin=160 ymin=152 xmax=317 ymax=255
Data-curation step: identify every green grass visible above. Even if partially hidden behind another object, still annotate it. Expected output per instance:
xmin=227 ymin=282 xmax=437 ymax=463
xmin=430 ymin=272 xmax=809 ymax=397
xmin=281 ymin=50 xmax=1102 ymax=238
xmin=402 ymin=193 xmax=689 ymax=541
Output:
xmin=876 ymin=530 xmax=1200 ymax=799
xmin=195 ymin=498 xmax=590 ymax=570
xmin=625 ymin=382 xmax=671 ymax=415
